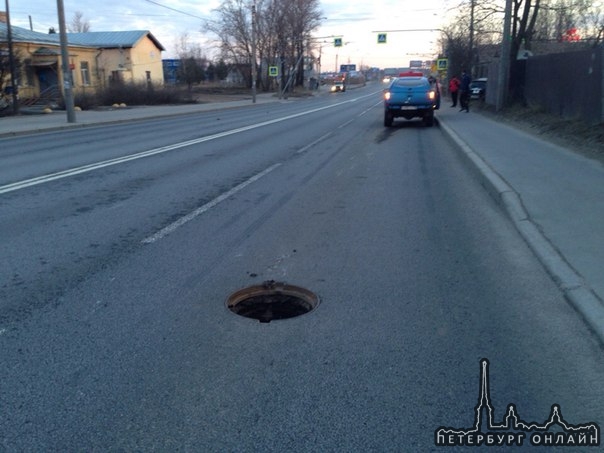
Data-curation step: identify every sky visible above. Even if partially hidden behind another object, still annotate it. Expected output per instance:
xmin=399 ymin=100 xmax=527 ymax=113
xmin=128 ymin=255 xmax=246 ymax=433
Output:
xmin=7 ymin=0 xmax=456 ymax=70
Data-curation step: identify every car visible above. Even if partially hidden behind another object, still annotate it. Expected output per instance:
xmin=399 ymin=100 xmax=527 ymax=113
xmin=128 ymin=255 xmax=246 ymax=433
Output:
xmin=382 ymin=68 xmax=399 ymax=83
xmin=383 ymin=72 xmax=439 ymax=127
xmin=330 ymin=80 xmax=346 ymax=92
xmin=470 ymin=78 xmax=487 ymax=100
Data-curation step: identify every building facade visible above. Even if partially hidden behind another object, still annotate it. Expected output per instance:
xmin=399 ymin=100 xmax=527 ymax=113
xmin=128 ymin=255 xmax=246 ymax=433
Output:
xmin=0 ymin=14 xmax=165 ymax=102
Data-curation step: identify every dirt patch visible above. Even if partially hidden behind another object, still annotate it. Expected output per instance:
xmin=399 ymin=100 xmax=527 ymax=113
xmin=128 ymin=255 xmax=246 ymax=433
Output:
xmin=475 ymin=102 xmax=604 ymax=165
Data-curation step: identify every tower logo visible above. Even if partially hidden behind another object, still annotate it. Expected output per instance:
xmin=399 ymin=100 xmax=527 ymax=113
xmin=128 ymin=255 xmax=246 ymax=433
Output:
xmin=434 ymin=359 xmax=600 ymax=447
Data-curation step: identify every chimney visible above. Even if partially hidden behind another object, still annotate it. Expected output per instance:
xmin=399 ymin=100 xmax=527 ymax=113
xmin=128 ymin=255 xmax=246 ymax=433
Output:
xmin=0 ymin=12 xmax=8 ymax=23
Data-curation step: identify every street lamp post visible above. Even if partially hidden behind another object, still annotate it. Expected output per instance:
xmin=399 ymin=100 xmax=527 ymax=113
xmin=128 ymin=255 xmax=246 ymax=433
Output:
xmin=318 ymin=45 xmax=322 ymax=83
xmin=251 ymin=0 xmax=257 ymax=103
xmin=469 ymin=0 xmax=475 ymax=73
xmin=57 ymin=0 xmax=76 ymax=123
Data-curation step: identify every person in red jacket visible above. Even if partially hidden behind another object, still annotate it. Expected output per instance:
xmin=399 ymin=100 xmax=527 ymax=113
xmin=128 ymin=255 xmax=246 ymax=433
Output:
xmin=448 ymin=75 xmax=461 ymax=107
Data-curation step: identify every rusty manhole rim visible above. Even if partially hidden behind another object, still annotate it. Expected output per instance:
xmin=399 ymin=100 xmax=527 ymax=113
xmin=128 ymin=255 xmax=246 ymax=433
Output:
xmin=226 ymin=280 xmax=320 ymax=323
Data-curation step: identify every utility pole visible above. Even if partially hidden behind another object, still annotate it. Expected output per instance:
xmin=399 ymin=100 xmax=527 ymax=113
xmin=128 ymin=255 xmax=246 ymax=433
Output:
xmin=5 ymin=0 xmax=19 ymax=114
xmin=469 ymin=0 xmax=475 ymax=74
xmin=496 ymin=0 xmax=513 ymax=111
xmin=251 ymin=0 xmax=257 ymax=103
xmin=57 ymin=0 xmax=76 ymax=122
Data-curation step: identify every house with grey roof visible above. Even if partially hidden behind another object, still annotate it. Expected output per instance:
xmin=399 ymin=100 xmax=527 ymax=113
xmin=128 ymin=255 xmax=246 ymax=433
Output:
xmin=0 ymin=13 xmax=165 ymax=104
xmin=65 ymin=30 xmax=165 ymax=86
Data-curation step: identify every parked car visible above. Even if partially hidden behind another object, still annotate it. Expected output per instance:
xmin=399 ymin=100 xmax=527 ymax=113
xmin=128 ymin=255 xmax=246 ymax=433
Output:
xmin=470 ymin=78 xmax=487 ymax=100
xmin=383 ymin=72 xmax=439 ymax=127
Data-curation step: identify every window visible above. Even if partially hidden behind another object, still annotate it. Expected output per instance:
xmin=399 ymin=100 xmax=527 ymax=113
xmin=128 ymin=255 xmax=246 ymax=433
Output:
xmin=110 ymin=71 xmax=123 ymax=86
xmin=25 ymin=63 xmax=35 ymax=87
xmin=80 ymin=61 xmax=91 ymax=86
xmin=394 ymin=77 xmax=428 ymax=88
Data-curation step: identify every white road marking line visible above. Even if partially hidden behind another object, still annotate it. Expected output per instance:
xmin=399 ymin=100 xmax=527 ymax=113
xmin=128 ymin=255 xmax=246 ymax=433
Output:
xmin=337 ymin=119 xmax=355 ymax=129
xmin=296 ymin=132 xmax=333 ymax=154
xmin=359 ymin=101 xmax=382 ymax=116
xmin=141 ymin=163 xmax=282 ymax=244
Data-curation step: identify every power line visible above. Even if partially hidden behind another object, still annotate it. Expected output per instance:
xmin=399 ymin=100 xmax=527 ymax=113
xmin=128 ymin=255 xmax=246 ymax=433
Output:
xmin=143 ymin=0 xmax=207 ymax=21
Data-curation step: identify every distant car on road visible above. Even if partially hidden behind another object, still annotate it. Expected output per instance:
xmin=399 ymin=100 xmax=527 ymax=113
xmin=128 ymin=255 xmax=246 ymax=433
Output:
xmin=383 ymin=72 xmax=439 ymax=127
xmin=330 ymin=80 xmax=346 ymax=92
xmin=470 ymin=78 xmax=487 ymax=100
xmin=382 ymin=68 xmax=399 ymax=83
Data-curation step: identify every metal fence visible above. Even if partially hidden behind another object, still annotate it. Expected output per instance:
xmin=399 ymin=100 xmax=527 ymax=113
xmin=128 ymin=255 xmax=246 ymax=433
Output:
xmin=525 ymin=47 xmax=603 ymax=124
xmin=487 ymin=47 xmax=603 ymax=124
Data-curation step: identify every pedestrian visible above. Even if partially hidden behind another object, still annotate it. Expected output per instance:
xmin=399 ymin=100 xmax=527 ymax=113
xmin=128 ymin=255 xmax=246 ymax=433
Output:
xmin=459 ymin=69 xmax=471 ymax=112
xmin=448 ymin=75 xmax=460 ymax=107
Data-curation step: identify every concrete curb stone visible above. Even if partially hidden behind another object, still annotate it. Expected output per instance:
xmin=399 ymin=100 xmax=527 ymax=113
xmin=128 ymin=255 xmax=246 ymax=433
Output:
xmin=438 ymin=119 xmax=604 ymax=346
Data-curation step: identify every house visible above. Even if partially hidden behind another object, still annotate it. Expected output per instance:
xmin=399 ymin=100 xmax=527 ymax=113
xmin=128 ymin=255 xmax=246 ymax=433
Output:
xmin=66 ymin=30 xmax=165 ymax=87
xmin=0 ymin=12 xmax=165 ymax=102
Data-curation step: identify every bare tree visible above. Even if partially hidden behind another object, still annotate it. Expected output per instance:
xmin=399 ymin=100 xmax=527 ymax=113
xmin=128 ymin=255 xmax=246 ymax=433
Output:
xmin=534 ymin=0 xmax=604 ymax=44
xmin=440 ymin=0 xmax=541 ymax=97
xmin=510 ymin=0 xmax=541 ymax=57
xmin=439 ymin=0 xmax=505 ymax=75
xmin=205 ymin=0 xmax=323 ymax=90
xmin=68 ymin=11 xmax=91 ymax=33
xmin=205 ymin=0 xmax=252 ymax=81
xmin=175 ymin=33 xmax=208 ymax=90
xmin=278 ymin=0 xmax=322 ymax=87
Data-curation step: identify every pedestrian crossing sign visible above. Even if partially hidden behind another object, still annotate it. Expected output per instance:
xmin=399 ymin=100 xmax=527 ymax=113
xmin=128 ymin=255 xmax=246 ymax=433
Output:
xmin=334 ymin=37 xmax=342 ymax=47
xmin=269 ymin=66 xmax=278 ymax=77
xmin=377 ymin=33 xmax=387 ymax=44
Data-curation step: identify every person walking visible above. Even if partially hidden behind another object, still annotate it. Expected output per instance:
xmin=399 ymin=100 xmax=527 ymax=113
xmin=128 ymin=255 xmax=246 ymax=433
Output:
xmin=459 ymin=70 xmax=471 ymax=112
xmin=448 ymin=75 xmax=460 ymax=107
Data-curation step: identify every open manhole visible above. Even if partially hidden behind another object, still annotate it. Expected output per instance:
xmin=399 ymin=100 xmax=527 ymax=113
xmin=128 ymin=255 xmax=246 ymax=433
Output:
xmin=227 ymin=280 xmax=319 ymax=323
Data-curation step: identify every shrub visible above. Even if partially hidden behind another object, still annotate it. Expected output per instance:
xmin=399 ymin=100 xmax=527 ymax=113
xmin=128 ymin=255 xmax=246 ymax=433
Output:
xmin=96 ymin=82 xmax=191 ymax=106
xmin=60 ymin=82 xmax=194 ymax=109
xmin=73 ymin=90 xmax=99 ymax=110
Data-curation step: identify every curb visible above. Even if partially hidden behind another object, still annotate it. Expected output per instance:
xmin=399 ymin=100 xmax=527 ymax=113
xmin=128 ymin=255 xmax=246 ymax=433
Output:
xmin=438 ymin=118 xmax=604 ymax=346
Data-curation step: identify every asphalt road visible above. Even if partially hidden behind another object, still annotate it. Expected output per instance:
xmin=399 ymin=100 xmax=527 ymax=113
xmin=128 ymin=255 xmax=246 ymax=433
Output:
xmin=1 ymin=86 xmax=603 ymax=451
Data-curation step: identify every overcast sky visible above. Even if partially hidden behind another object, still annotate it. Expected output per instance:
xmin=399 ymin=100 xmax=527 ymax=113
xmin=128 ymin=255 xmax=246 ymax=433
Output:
xmin=9 ymin=0 xmax=455 ymax=69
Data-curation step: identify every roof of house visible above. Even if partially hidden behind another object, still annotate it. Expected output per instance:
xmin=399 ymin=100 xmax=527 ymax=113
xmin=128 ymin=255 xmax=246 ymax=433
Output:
xmin=0 ymin=23 xmax=165 ymax=51
xmin=66 ymin=31 xmax=165 ymax=51
xmin=0 ymin=21 xmax=71 ymax=47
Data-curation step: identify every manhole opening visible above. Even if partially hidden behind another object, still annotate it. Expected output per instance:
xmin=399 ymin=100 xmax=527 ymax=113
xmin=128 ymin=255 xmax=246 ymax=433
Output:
xmin=227 ymin=281 xmax=319 ymax=323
